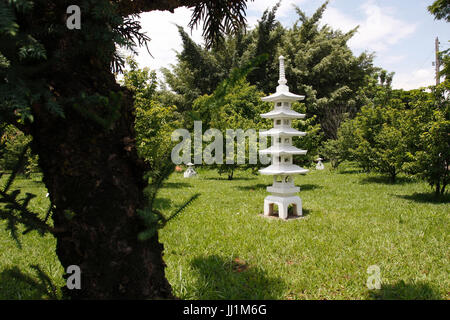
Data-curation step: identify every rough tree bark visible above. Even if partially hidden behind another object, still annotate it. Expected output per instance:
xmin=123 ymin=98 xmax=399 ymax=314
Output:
xmin=29 ymin=70 xmax=173 ymax=299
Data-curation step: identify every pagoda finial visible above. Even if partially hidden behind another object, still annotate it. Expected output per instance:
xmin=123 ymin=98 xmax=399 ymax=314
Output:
xmin=278 ymin=55 xmax=287 ymax=86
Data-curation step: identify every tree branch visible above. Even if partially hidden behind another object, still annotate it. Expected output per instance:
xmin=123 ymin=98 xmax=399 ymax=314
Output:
xmin=115 ymin=0 xmax=253 ymax=47
xmin=115 ymin=0 xmax=205 ymax=16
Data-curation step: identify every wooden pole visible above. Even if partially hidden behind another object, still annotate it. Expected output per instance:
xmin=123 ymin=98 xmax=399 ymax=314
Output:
xmin=435 ymin=37 xmax=441 ymax=86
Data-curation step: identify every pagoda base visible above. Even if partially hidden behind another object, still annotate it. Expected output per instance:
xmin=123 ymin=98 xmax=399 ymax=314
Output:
xmin=264 ymin=195 xmax=302 ymax=220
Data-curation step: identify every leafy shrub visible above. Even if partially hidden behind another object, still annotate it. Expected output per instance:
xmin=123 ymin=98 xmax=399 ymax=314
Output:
xmin=0 ymin=125 xmax=39 ymax=176
xmin=403 ymin=82 xmax=449 ymax=195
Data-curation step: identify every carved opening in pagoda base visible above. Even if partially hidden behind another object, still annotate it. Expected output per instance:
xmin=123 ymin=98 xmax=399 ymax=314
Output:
xmin=267 ymin=203 xmax=298 ymax=217
xmin=276 ymin=119 xmax=281 ymax=126
xmin=284 ymin=138 xmax=290 ymax=144
xmin=290 ymin=204 xmax=298 ymax=215
xmin=267 ymin=203 xmax=274 ymax=215
xmin=284 ymin=119 xmax=290 ymax=125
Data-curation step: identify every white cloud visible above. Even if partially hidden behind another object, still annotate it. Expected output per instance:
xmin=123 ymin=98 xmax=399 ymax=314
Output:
xmin=322 ymin=0 xmax=417 ymax=52
xmin=247 ymin=0 xmax=306 ymax=16
xmin=392 ymin=68 xmax=435 ymax=90
xmin=246 ymin=0 xmax=307 ymax=27
xmin=132 ymin=7 xmax=204 ymax=76
xmin=321 ymin=6 xmax=359 ymax=33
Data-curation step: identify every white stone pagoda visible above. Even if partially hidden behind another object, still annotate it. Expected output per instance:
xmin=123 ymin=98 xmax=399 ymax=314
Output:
xmin=259 ymin=55 xmax=308 ymax=220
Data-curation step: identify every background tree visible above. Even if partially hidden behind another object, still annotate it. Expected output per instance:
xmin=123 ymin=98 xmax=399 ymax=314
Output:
xmin=162 ymin=26 xmax=226 ymax=113
xmin=0 ymin=125 xmax=39 ymax=176
xmin=162 ymin=3 xmax=289 ymax=110
xmin=320 ymin=70 xmax=400 ymax=171
xmin=291 ymin=102 xmax=323 ymax=167
xmin=282 ymin=1 xmax=375 ymax=140
xmin=428 ymin=0 xmax=450 ymax=22
xmin=350 ymin=104 xmax=409 ymax=182
xmin=428 ymin=0 xmax=450 ymax=81
xmin=404 ymin=82 xmax=450 ymax=196
xmin=0 ymin=0 xmax=253 ymax=299
xmin=320 ymin=119 xmax=357 ymax=169
xmin=121 ymin=57 xmax=183 ymax=226
xmin=192 ymin=58 xmax=272 ymax=180
xmin=242 ymin=2 xmax=285 ymax=94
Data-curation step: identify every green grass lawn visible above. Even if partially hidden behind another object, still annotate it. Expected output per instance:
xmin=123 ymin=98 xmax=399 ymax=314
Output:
xmin=1 ymin=163 xmax=449 ymax=299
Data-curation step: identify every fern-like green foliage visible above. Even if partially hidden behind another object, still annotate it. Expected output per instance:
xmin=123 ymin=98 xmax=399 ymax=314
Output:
xmin=0 ymin=143 xmax=53 ymax=247
xmin=1 ymin=0 xmax=152 ymax=128
xmin=0 ymin=0 xmax=60 ymax=122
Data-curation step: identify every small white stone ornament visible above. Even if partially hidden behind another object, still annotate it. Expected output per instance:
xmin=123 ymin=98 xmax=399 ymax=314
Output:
xmin=315 ymin=157 xmax=324 ymax=170
xmin=184 ymin=162 xmax=197 ymax=178
xmin=259 ymin=56 xmax=308 ymax=220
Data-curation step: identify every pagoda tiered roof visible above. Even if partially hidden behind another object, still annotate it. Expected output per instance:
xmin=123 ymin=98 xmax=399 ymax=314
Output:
xmin=259 ymin=164 xmax=309 ymax=175
xmin=260 ymin=108 xmax=305 ymax=119
xmin=259 ymin=145 xmax=307 ymax=156
xmin=259 ymin=127 xmax=306 ymax=137
xmin=261 ymin=91 xmax=305 ymax=102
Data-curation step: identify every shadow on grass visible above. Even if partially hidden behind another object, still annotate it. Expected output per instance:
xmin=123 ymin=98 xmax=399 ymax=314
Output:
xmin=337 ymin=168 xmax=362 ymax=175
xmin=395 ymin=192 xmax=450 ymax=204
xmin=368 ymin=280 xmax=442 ymax=300
xmin=301 ymin=208 xmax=312 ymax=217
xmin=359 ymin=176 xmax=416 ymax=185
xmin=0 ymin=266 xmax=58 ymax=300
xmin=189 ymin=255 xmax=285 ymax=299
xmin=203 ymin=176 xmax=257 ymax=181
xmin=235 ymin=184 xmax=267 ymax=191
xmin=300 ymin=184 xmax=323 ymax=191
xmin=236 ymin=184 xmax=323 ymax=192
xmin=153 ymin=197 xmax=172 ymax=211
xmin=162 ymin=182 xmax=192 ymax=189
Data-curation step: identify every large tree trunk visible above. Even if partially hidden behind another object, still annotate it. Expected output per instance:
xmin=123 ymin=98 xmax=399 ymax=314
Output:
xmin=29 ymin=76 xmax=173 ymax=299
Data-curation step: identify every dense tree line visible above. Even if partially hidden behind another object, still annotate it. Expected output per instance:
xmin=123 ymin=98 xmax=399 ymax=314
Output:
xmin=164 ymin=1 xmax=375 ymax=140
xmin=321 ymin=78 xmax=449 ymax=195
